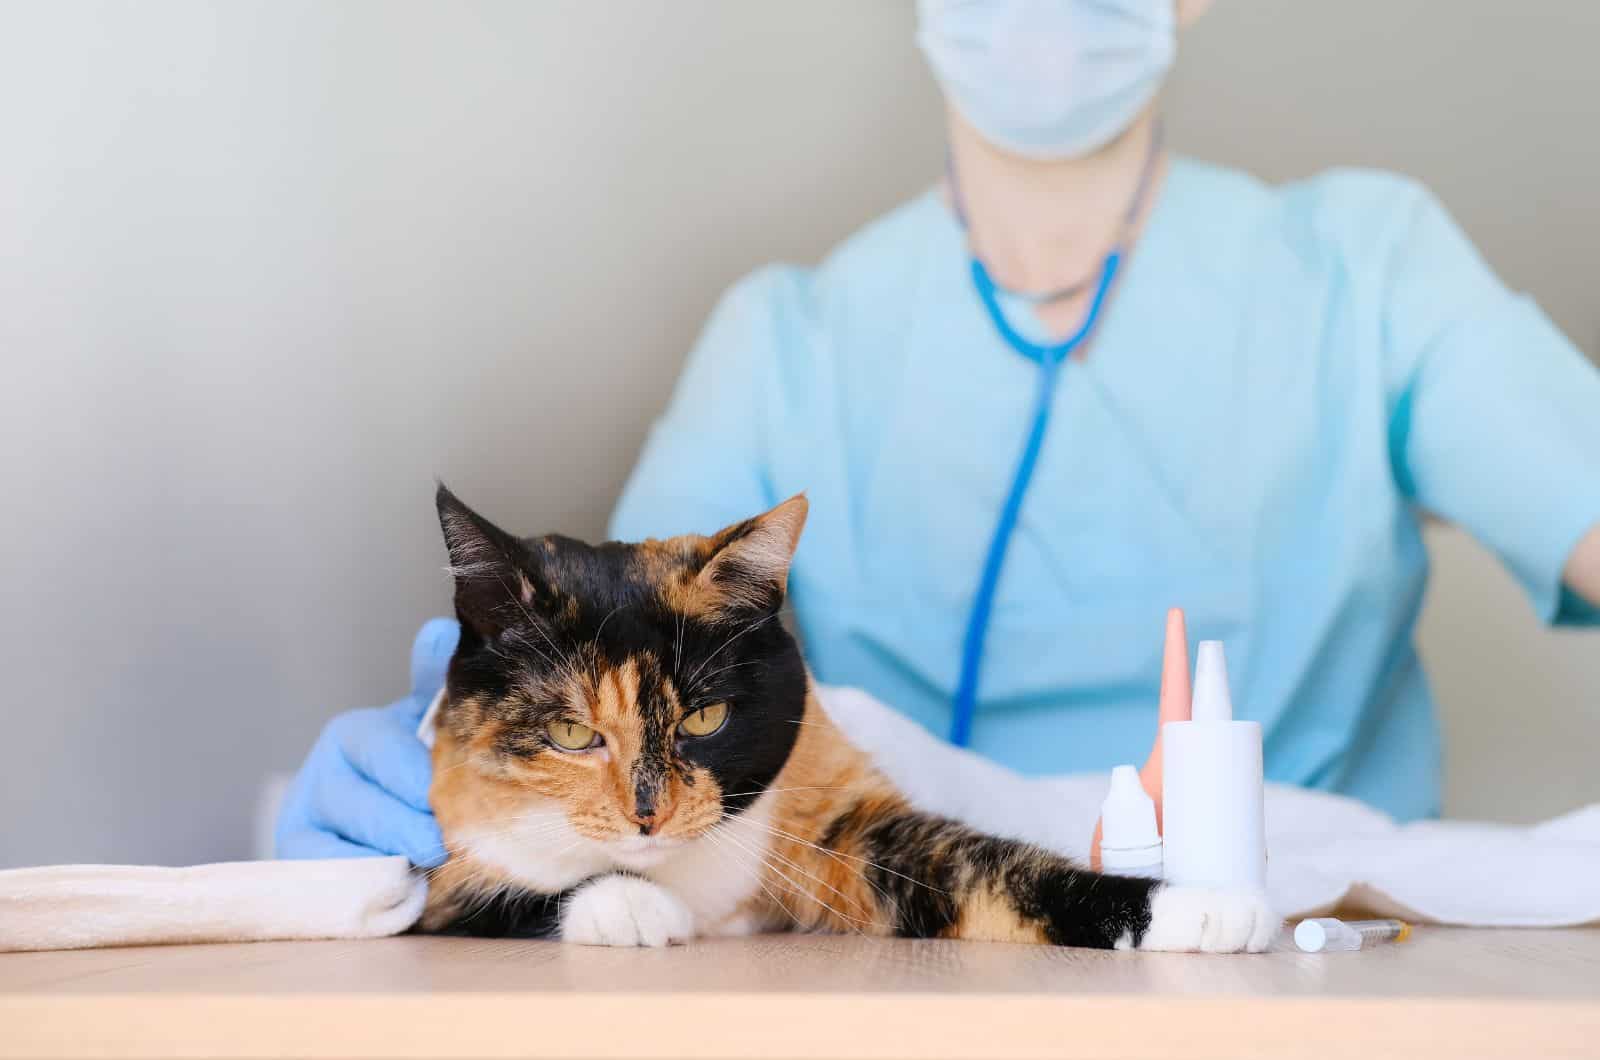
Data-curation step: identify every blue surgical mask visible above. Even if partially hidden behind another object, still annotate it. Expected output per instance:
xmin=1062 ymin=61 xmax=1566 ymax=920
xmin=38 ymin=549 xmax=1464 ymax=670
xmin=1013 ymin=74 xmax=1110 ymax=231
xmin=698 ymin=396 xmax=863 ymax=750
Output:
xmin=917 ymin=0 xmax=1176 ymax=160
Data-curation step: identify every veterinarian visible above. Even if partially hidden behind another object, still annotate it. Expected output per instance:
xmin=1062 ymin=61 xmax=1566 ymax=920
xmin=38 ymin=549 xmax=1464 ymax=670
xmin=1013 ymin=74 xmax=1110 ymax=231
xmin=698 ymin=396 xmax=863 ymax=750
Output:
xmin=278 ymin=0 xmax=1600 ymax=866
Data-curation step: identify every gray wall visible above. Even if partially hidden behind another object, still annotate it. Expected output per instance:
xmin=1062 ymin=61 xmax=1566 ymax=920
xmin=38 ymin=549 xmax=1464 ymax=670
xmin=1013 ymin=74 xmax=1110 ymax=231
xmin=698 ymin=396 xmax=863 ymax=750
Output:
xmin=2 ymin=1 xmax=1595 ymax=868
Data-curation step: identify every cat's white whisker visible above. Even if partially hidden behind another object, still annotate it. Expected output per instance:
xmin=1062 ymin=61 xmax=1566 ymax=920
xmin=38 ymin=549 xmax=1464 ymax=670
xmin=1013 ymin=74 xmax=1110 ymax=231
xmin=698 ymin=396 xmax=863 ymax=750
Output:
xmin=703 ymin=831 xmax=794 ymax=921
xmin=749 ymin=837 xmax=875 ymax=925
xmin=682 ymin=611 xmax=778 ymax=690
xmin=739 ymin=816 xmax=949 ymax=897
xmin=705 ymin=830 xmax=827 ymax=931
xmin=712 ymin=823 xmax=873 ymax=933
xmin=746 ymin=819 xmax=897 ymax=908
xmin=591 ymin=601 xmax=626 ymax=646
xmin=493 ymin=575 xmax=588 ymax=688
xmin=429 ymin=756 xmax=483 ymax=779
xmin=688 ymin=659 xmax=763 ymax=694
xmin=495 ymin=607 xmax=560 ymax=672
xmin=719 ymin=784 xmax=853 ymax=800
xmin=673 ymin=610 xmax=685 ymax=678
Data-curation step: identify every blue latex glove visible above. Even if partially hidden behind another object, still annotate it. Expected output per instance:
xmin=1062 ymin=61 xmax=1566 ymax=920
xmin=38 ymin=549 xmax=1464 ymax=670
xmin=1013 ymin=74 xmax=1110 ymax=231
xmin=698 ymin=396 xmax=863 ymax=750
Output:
xmin=274 ymin=617 xmax=460 ymax=867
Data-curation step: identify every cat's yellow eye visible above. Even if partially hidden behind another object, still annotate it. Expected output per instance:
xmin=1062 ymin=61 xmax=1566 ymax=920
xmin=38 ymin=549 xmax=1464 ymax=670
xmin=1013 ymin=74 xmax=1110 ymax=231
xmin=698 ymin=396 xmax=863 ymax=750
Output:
xmin=547 ymin=720 xmax=598 ymax=751
xmin=678 ymin=702 xmax=728 ymax=738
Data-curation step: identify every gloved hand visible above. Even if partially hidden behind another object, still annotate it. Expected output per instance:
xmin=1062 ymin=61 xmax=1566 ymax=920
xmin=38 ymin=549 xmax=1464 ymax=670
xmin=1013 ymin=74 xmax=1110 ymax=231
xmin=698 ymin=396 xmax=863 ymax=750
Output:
xmin=274 ymin=617 xmax=460 ymax=867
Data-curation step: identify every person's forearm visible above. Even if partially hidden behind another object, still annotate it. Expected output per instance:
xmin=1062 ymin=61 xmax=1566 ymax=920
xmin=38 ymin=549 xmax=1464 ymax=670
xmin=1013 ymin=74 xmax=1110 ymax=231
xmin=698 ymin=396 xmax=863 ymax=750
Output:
xmin=1565 ymin=523 xmax=1600 ymax=608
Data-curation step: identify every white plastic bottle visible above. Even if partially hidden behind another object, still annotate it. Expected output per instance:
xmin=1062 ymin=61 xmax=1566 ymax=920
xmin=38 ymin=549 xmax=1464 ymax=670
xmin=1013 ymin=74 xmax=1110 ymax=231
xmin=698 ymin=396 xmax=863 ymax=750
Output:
xmin=1099 ymin=764 xmax=1163 ymax=878
xmin=1160 ymin=640 xmax=1267 ymax=892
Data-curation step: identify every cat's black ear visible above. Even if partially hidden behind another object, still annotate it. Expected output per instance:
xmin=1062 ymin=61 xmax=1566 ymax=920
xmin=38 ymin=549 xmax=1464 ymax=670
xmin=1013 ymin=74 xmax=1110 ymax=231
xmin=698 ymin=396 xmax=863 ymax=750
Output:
xmin=693 ymin=494 xmax=808 ymax=618
xmin=435 ymin=483 xmax=531 ymax=638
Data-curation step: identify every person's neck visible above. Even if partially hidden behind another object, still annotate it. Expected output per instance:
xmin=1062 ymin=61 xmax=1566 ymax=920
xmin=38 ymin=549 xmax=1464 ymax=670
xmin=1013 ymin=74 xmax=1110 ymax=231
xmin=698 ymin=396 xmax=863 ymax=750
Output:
xmin=947 ymin=108 xmax=1164 ymax=296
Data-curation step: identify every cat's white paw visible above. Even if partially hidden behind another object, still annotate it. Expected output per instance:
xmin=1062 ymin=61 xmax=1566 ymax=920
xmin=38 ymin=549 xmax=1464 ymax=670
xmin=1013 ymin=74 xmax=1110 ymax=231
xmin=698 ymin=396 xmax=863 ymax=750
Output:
xmin=1139 ymin=885 xmax=1280 ymax=953
xmin=560 ymin=875 xmax=695 ymax=947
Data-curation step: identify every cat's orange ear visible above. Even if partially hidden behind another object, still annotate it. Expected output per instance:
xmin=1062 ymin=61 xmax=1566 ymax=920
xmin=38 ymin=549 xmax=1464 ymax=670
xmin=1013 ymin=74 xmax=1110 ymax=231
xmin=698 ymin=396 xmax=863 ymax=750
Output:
xmin=691 ymin=494 xmax=808 ymax=619
xmin=436 ymin=483 xmax=532 ymax=637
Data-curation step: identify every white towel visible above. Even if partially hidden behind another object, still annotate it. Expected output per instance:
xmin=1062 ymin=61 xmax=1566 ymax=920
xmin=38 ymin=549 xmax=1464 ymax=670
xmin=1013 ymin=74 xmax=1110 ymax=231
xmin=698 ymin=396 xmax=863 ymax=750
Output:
xmin=4 ymin=684 xmax=1596 ymax=953
xmin=0 ymin=857 xmax=424 ymax=952
xmin=815 ymin=684 xmax=1600 ymax=928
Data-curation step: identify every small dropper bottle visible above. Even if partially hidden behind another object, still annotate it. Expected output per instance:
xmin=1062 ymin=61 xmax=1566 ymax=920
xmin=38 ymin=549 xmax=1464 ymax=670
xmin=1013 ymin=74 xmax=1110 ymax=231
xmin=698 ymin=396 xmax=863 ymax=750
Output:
xmin=1099 ymin=765 xmax=1163 ymax=878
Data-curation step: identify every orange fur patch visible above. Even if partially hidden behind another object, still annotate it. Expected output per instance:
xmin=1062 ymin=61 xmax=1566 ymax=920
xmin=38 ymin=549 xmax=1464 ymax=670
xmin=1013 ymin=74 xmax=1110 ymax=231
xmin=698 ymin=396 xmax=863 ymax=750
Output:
xmin=950 ymin=887 xmax=1049 ymax=944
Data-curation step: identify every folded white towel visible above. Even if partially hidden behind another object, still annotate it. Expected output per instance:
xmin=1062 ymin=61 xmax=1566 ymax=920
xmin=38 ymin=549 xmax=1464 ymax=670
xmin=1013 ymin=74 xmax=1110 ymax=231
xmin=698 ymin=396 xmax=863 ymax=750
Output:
xmin=0 ymin=857 xmax=424 ymax=953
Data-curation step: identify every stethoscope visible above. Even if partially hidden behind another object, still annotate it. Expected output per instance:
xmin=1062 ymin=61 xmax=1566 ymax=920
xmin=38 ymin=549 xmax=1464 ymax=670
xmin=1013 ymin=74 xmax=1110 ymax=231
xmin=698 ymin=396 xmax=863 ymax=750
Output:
xmin=947 ymin=122 xmax=1164 ymax=748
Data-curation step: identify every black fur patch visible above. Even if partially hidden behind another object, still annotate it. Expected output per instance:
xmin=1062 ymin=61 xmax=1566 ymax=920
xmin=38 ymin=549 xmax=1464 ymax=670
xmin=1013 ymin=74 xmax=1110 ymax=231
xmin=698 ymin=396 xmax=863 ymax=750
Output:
xmin=837 ymin=807 xmax=1159 ymax=948
xmin=424 ymin=886 xmax=568 ymax=939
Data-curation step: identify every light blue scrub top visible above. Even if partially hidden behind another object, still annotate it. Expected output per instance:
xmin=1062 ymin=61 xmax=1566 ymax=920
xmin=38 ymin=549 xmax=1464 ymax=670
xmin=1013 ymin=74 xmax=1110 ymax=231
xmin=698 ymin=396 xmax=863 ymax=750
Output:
xmin=609 ymin=159 xmax=1600 ymax=821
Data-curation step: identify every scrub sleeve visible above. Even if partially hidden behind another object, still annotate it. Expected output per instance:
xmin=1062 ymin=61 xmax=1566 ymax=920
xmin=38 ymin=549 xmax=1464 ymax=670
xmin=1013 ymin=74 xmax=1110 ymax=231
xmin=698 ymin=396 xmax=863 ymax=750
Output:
xmin=1383 ymin=184 xmax=1600 ymax=626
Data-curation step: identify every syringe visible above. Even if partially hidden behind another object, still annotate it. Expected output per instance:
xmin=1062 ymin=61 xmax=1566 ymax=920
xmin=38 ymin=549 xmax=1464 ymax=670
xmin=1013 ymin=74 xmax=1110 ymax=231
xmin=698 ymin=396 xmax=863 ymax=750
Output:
xmin=1294 ymin=917 xmax=1411 ymax=952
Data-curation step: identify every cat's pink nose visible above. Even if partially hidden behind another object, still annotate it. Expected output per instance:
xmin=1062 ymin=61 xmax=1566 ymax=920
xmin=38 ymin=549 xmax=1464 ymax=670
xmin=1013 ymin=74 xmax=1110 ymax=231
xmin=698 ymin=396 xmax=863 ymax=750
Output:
xmin=625 ymin=795 xmax=676 ymax=836
xmin=626 ymin=807 xmax=674 ymax=836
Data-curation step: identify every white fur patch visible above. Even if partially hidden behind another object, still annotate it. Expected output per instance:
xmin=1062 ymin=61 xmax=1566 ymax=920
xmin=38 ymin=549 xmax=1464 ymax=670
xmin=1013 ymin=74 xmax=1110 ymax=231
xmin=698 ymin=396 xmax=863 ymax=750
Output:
xmin=1139 ymin=885 xmax=1280 ymax=953
xmin=458 ymin=803 xmax=610 ymax=894
xmin=455 ymin=792 xmax=776 ymax=942
xmin=560 ymin=875 xmax=694 ymax=947
xmin=643 ymin=793 xmax=774 ymax=931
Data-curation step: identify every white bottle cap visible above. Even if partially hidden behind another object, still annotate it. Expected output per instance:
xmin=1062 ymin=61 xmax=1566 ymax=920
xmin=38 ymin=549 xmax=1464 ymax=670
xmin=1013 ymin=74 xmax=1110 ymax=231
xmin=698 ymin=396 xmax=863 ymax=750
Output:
xmin=1101 ymin=765 xmax=1163 ymax=877
xmin=1191 ymin=640 xmax=1233 ymax=722
xmin=1101 ymin=765 xmax=1160 ymax=849
xmin=1294 ymin=918 xmax=1361 ymax=953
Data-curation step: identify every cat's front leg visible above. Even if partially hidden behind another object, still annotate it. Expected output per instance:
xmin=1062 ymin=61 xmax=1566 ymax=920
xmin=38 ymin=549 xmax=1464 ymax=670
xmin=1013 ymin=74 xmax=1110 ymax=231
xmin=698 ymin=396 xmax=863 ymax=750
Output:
xmin=559 ymin=874 xmax=695 ymax=947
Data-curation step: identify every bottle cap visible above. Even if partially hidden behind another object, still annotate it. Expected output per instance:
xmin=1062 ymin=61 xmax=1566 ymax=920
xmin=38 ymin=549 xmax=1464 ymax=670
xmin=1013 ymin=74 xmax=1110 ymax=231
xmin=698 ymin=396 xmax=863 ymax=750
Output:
xmin=1294 ymin=917 xmax=1361 ymax=953
xmin=1191 ymin=640 xmax=1234 ymax=723
xmin=1101 ymin=764 xmax=1161 ymax=851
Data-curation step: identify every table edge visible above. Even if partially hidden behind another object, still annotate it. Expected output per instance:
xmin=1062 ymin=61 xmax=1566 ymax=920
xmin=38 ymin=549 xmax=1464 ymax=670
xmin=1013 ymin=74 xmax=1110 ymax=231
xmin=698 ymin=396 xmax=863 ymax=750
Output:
xmin=6 ymin=994 xmax=1599 ymax=1060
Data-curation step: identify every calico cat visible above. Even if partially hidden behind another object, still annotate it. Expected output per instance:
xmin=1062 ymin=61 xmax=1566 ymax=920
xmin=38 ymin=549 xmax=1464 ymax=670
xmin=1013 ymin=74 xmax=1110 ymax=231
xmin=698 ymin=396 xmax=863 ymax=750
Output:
xmin=419 ymin=486 xmax=1277 ymax=951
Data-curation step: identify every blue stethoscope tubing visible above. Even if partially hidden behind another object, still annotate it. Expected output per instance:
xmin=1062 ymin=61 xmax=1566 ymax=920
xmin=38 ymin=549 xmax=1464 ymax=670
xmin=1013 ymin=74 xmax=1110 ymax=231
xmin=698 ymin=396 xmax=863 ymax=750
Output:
xmin=947 ymin=249 xmax=1123 ymax=748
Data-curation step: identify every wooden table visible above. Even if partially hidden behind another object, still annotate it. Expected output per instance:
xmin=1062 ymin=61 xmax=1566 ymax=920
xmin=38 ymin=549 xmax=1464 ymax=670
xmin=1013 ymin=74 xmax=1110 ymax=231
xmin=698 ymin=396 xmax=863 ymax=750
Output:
xmin=3 ymin=929 xmax=1598 ymax=1058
